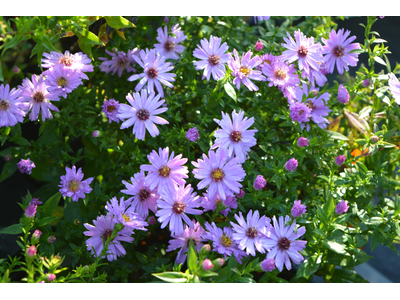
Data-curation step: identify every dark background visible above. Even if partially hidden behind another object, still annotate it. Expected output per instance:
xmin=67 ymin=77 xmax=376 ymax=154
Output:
xmin=1 ymin=16 xmax=399 ymax=282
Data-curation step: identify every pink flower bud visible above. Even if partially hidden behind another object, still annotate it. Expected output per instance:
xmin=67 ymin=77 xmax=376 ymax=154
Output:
xmin=260 ymin=258 xmax=275 ymax=272
xmin=46 ymin=273 xmax=56 ymax=282
xmin=202 ymin=259 xmax=214 ymax=271
xmin=237 ymin=189 xmax=245 ymax=198
xmin=202 ymin=244 xmax=211 ymax=253
xmin=47 ymin=235 xmax=56 ymax=244
xmin=92 ymin=130 xmax=99 ymax=137
xmin=335 ymin=200 xmax=349 ymax=214
xmin=26 ymin=245 xmax=37 ymax=258
xmin=12 ymin=66 xmax=20 ymax=73
xmin=253 ymin=175 xmax=267 ymax=190
xmin=285 ymin=158 xmax=298 ymax=172
xmin=255 ymin=41 xmax=264 ymax=51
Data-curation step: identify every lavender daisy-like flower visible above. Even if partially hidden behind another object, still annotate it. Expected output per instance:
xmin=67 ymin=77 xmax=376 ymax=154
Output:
xmin=281 ymin=29 xmax=323 ymax=75
xmin=335 ymin=200 xmax=349 ymax=214
xmin=105 ymin=196 xmax=148 ymax=231
xmin=257 ymin=53 xmax=278 ymax=71
xmin=291 ymin=200 xmax=307 ymax=218
xmin=59 ymin=166 xmax=93 ymax=202
xmin=203 ymin=222 xmax=247 ymax=263
xmin=141 ymin=147 xmax=188 ymax=194
xmin=42 ymin=50 xmax=94 ymax=80
xmin=388 ymin=73 xmax=400 ymax=105
xmin=230 ymin=210 xmax=271 ymax=256
xmin=98 ymin=49 xmax=137 ymax=77
xmin=117 ymin=90 xmax=168 ymax=140
xmin=212 ymin=110 xmax=258 ymax=163
xmin=337 ymin=84 xmax=350 ymax=104
xmin=193 ymin=35 xmax=230 ymax=81
xmin=262 ymin=215 xmax=307 ymax=272
xmin=262 ymin=59 xmax=300 ymax=90
xmin=102 ymin=98 xmax=120 ymax=123
xmin=43 ymin=64 xmax=83 ymax=99
xmin=18 ymin=75 xmax=60 ymax=122
xmin=121 ymin=170 xmax=160 ymax=218
xmin=166 ymin=221 xmax=206 ymax=264
xmin=228 ymin=49 xmax=267 ymax=91
xmin=192 ymin=147 xmax=246 ymax=201
xmin=154 ymin=24 xmax=187 ymax=60
xmin=289 ymin=101 xmax=312 ymax=123
xmin=0 ymin=84 xmax=27 ymax=128
xmin=321 ymin=28 xmax=361 ymax=75
xmin=17 ymin=158 xmax=36 ymax=175
xmin=128 ymin=48 xmax=176 ymax=98
xmin=83 ymin=213 xmax=134 ymax=262
xmin=156 ymin=184 xmax=202 ymax=235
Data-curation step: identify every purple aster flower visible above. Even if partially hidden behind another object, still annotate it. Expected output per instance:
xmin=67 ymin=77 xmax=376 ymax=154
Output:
xmin=25 ymin=204 xmax=37 ymax=218
xmin=230 ymin=210 xmax=271 ymax=256
xmin=285 ymin=158 xmax=298 ymax=172
xmin=42 ymin=50 xmax=94 ymax=80
xmin=335 ymin=155 xmax=346 ymax=166
xmin=199 ymin=190 xmax=225 ymax=212
xmin=257 ymin=53 xmax=278 ymax=71
xmin=388 ymin=73 xmax=400 ymax=105
xmin=223 ymin=194 xmax=238 ymax=209
xmin=102 ymin=98 xmax=120 ymax=123
xmin=105 ymin=196 xmax=148 ymax=231
xmin=193 ymin=35 xmax=230 ymax=81
xmin=228 ymin=49 xmax=267 ymax=91
xmin=156 ymin=184 xmax=202 ymax=235
xmin=262 ymin=215 xmax=307 ymax=272
xmin=254 ymin=175 xmax=267 ymax=190
xmin=203 ymin=222 xmax=247 ymax=264
xmin=297 ymin=137 xmax=309 ymax=147
xmin=18 ymin=75 xmax=60 ymax=122
xmin=220 ymin=208 xmax=231 ymax=217
xmin=98 ymin=49 xmax=137 ymax=77
xmin=363 ymin=78 xmax=370 ymax=87
xmin=291 ymin=200 xmax=307 ymax=218
xmin=186 ymin=127 xmax=199 ymax=142
xmin=166 ymin=221 xmax=206 ymax=265
xmin=237 ymin=189 xmax=245 ymax=198
xmin=30 ymin=198 xmax=42 ymax=206
xmin=262 ymin=59 xmax=300 ymax=90
xmin=281 ymin=29 xmax=324 ymax=76
xmin=255 ymin=41 xmax=264 ymax=52
xmin=120 ymin=170 xmax=160 ymax=218
xmin=192 ymin=147 xmax=246 ymax=201
xmin=306 ymin=67 xmax=328 ymax=87
xmin=289 ymin=101 xmax=312 ymax=123
xmin=321 ymin=28 xmax=361 ymax=75
xmin=212 ymin=110 xmax=258 ymax=163
xmin=254 ymin=16 xmax=270 ymax=24
xmin=58 ymin=166 xmax=94 ymax=202
xmin=83 ymin=213 xmax=134 ymax=262
xmin=117 ymin=90 xmax=168 ymax=140
xmin=292 ymin=83 xmax=331 ymax=131
xmin=140 ymin=147 xmax=188 ymax=194
xmin=0 ymin=84 xmax=27 ymax=128
xmin=260 ymin=258 xmax=276 ymax=272
xmin=154 ymin=24 xmax=187 ymax=60
xmin=127 ymin=48 xmax=176 ymax=98
xmin=92 ymin=130 xmax=99 ymax=137
xmin=337 ymin=84 xmax=350 ymax=104
xmin=43 ymin=64 xmax=83 ymax=98
xmin=17 ymin=158 xmax=36 ymax=175
xmin=336 ymin=200 xmax=349 ymax=214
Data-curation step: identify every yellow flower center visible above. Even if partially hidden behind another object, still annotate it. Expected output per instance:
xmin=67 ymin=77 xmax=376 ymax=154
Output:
xmin=240 ymin=67 xmax=251 ymax=76
xmin=211 ymin=168 xmax=225 ymax=182
xmin=57 ymin=77 xmax=68 ymax=88
xmin=68 ymin=180 xmax=79 ymax=192
xmin=220 ymin=233 xmax=233 ymax=247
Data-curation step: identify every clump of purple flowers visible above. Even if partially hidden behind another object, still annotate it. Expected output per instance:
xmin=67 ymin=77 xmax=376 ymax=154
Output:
xmin=285 ymin=158 xmax=298 ymax=172
xmin=291 ymin=200 xmax=307 ymax=218
xmin=336 ymin=200 xmax=349 ymax=214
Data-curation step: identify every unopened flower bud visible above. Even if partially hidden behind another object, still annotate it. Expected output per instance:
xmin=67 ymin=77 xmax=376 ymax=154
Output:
xmin=212 ymin=258 xmax=225 ymax=267
xmin=47 ymin=235 xmax=56 ymax=244
xmin=147 ymin=216 xmax=157 ymax=225
xmin=237 ymin=189 xmax=245 ymax=198
xmin=4 ymin=155 xmax=11 ymax=162
xmin=260 ymin=258 xmax=276 ymax=272
xmin=73 ymin=219 xmax=80 ymax=226
xmin=92 ymin=130 xmax=99 ymax=137
xmin=254 ymin=175 xmax=267 ymax=190
xmin=12 ymin=66 xmax=20 ymax=73
xmin=297 ymin=137 xmax=309 ymax=148
xmin=255 ymin=41 xmax=264 ymax=51
xmin=335 ymin=155 xmax=346 ymax=166
xmin=46 ymin=273 xmax=56 ymax=282
xmin=363 ymin=78 xmax=370 ymax=87
xmin=31 ymin=229 xmax=42 ymax=244
xmin=371 ymin=136 xmax=379 ymax=143
xmin=201 ymin=259 xmax=214 ymax=271
xmin=201 ymin=244 xmax=211 ymax=253
xmin=26 ymin=245 xmax=37 ymax=258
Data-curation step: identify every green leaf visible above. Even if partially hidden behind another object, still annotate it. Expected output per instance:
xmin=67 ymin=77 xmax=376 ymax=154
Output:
xmin=331 ymin=269 xmax=368 ymax=283
xmin=33 ymin=35 xmax=59 ymax=53
xmin=234 ymin=277 xmax=256 ymax=283
xmin=373 ymin=56 xmax=387 ymax=66
xmin=36 ymin=216 xmax=59 ymax=227
xmin=322 ymin=240 xmax=349 ymax=256
xmin=78 ymin=38 xmax=92 ymax=58
xmin=0 ymin=161 xmax=18 ymax=182
xmin=40 ymin=193 xmax=61 ymax=218
xmin=370 ymin=228 xmax=381 ymax=251
xmin=152 ymin=272 xmax=187 ymax=283
xmin=323 ymin=130 xmax=349 ymax=141
xmin=295 ymin=255 xmax=321 ymax=278
xmin=223 ymin=82 xmax=237 ymax=102
xmin=13 ymin=137 xmax=31 ymax=147
xmin=0 ymin=223 xmax=23 ymax=235
xmin=197 ymin=270 xmax=219 ymax=278
xmin=104 ymin=16 xmax=136 ymax=29
xmin=0 ymin=61 xmax=4 ymax=82
xmin=135 ymin=252 xmax=149 ymax=264
xmin=75 ymin=28 xmax=104 ymax=46
xmin=187 ymin=239 xmax=198 ymax=274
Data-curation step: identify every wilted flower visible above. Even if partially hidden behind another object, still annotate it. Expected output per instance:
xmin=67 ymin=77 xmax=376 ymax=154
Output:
xmin=291 ymin=200 xmax=307 ymax=218
xmin=98 ymin=49 xmax=137 ymax=77
xmin=25 ymin=204 xmax=37 ymax=218
xmin=186 ymin=127 xmax=199 ymax=142
xmin=102 ymin=98 xmax=120 ymax=123
xmin=285 ymin=158 xmax=298 ymax=172
xmin=17 ymin=158 xmax=36 ymax=175
xmin=337 ymin=84 xmax=350 ymax=104
xmin=336 ymin=200 xmax=349 ymax=214
xmin=254 ymin=175 xmax=267 ymax=190
xmin=237 ymin=189 xmax=245 ymax=198
xmin=48 ymin=235 xmax=56 ymax=244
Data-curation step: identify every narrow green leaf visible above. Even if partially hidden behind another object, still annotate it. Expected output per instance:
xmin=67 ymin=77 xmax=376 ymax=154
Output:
xmin=370 ymin=228 xmax=380 ymax=251
xmin=152 ymin=272 xmax=187 ymax=283
xmin=331 ymin=269 xmax=368 ymax=283
xmin=75 ymin=28 xmax=104 ymax=46
xmin=0 ymin=161 xmax=18 ymax=182
xmin=223 ymin=82 xmax=237 ymax=102
xmin=197 ymin=270 xmax=219 ymax=278
xmin=322 ymin=240 xmax=349 ymax=256
xmin=374 ymin=56 xmax=387 ymax=66
xmin=40 ymin=193 xmax=61 ymax=218
xmin=36 ymin=216 xmax=59 ymax=227
xmin=0 ymin=223 xmax=23 ymax=235
xmin=104 ymin=16 xmax=136 ymax=29
xmin=187 ymin=239 xmax=198 ymax=273
xmin=323 ymin=130 xmax=349 ymax=141
xmin=33 ymin=35 xmax=60 ymax=53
